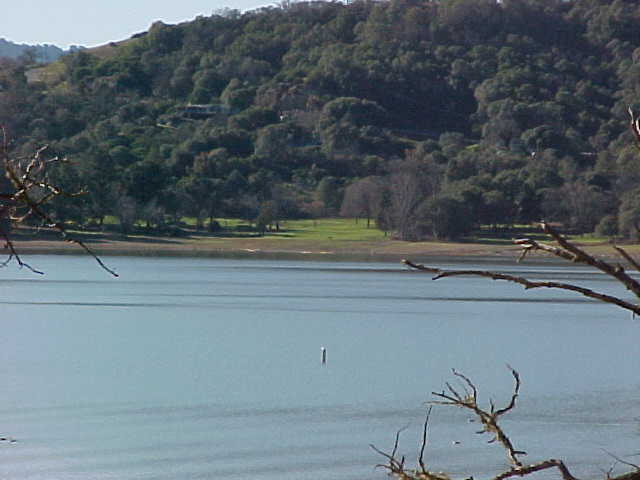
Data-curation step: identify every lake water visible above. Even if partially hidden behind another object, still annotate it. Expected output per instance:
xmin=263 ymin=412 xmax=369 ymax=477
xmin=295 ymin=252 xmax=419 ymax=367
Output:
xmin=0 ymin=255 xmax=638 ymax=480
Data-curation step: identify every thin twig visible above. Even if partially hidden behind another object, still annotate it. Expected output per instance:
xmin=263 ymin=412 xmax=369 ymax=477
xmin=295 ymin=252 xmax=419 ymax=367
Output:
xmin=494 ymin=365 xmax=520 ymax=417
xmin=432 ymin=367 xmax=525 ymax=467
xmin=418 ymin=406 xmax=432 ymax=473
xmin=613 ymin=245 xmax=640 ymax=273
xmin=603 ymin=449 xmax=640 ymax=472
xmin=2 ymin=233 xmax=43 ymax=275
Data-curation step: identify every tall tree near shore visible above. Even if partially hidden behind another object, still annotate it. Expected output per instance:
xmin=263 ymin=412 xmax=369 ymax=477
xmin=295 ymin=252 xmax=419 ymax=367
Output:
xmin=316 ymin=176 xmax=342 ymax=215
xmin=339 ymin=176 xmax=383 ymax=228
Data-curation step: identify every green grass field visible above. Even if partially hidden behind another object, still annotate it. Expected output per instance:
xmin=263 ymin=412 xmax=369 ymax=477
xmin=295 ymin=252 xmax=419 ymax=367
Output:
xmin=23 ymin=216 xmax=631 ymax=260
xmin=250 ymin=218 xmax=386 ymax=242
xmin=85 ymin=216 xmax=620 ymax=246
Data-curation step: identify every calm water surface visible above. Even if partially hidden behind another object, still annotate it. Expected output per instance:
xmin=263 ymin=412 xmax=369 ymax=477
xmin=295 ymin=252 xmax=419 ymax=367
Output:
xmin=0 ymin=255 xmax=638 ymax=479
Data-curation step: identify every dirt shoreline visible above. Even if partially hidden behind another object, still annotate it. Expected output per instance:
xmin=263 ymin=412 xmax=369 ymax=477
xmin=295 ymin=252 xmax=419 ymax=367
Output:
xmin=9 ymin=234 xmax=626 ymax=264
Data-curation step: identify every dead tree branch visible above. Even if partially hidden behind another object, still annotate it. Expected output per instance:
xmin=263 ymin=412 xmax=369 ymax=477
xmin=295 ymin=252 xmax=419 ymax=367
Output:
xmin=1 ymin=127 xmax=117 ymax=276
xmin=384 ymin=111 xmax=640 ymax=480
xmin=417 ymin=406 xmax=433 ymax=474
xmin=370 ymin=425 xmax=410 ymax=477
xmin=403 ymin=221 xmax=640 ymax=316
xmin=393 ymin=221 xmax=640 ymax=480
xmin=603 ymin=450 xmax=640 ymax=476
xmin=491 ymin=459 xmax=579 ymax=480
xmin=371 ymin=406 xmax=453 ymax=480
xmin=402 ymin=258 xmax=640 ymax=315
xmin=613 ymin=246 xmax=640 ymax=274
xmin=538 ymin=222 xmax=640 ymax=299
xmin=431 ymin=367 xmax=524 ymax=468
xmin=1 ymin=232 xmax=43 ymax=274
xmin=373 ymin=369 xmax=581 ymax=480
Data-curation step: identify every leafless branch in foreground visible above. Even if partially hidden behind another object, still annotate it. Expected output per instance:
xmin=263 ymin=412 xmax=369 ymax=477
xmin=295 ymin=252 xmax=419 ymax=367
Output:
xmin=377 ymin=112 xmax=640 ymax=480
xmin=373 ymin=369 xmax=582 ymax=480
xmin=371 ymin=405 xmax=451 ymax=480
xmin=432 ymin=367 xmax=524 ymax=467
xmin=603 ymin=450 xmax=640 ymax=477
xmin=1 ymin=127 xmax=118 ymax=276
xmin=403 ymin=221 xmax=640 ymax=316
xmin=391 ymin=221 xmax=640 ymax=480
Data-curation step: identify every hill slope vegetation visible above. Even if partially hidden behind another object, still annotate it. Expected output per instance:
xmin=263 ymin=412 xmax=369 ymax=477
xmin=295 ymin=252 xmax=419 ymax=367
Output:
xmin=2 ymin=0 xmax=640 ymax=240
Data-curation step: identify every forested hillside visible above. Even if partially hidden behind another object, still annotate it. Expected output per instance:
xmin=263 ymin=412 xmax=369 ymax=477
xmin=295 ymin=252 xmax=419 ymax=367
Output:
xmin=2 ymin=0 xmax=640 ymax=240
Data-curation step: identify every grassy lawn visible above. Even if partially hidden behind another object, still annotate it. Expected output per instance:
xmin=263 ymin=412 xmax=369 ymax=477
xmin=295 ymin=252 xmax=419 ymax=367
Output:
xmin=177 ymin=217 xmax=392 ymax=254
xmin=73 ymin=216 xmax=385 ymax=242
xmin=174 ymin=217 xmax=385 ymax=242
xmin=259 ymin=218 xmax=386 ymax=242
xmin=64 ymin=217 xmax=622 ymax=247
xmin=15 ymin=216 xmax=635 ymax=260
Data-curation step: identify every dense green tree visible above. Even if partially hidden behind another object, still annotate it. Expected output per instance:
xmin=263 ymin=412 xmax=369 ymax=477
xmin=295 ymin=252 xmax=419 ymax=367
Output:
xmin=315 ymin=176 xmax=342 ymax=215
xmin=123 ymin=160 xmax=166 ymax=206
xmin=77 ymin=149 xmax=119 ymax=225
xmin=228 ymin=107 xmax=278 ymax=131
xmin=618 ymin=187 xmax=640 ymax=240
xmin=256 ymin=200 xmax=275 ymax=234
xmin=177 ymin=175 xmax=223 ymax=229
xmin=220 ymin=78 xmax=255 ymax=111
xmin=416 ymin=195 xmax=473 ymax=240
xmin=5 ymin=0 xmax=640 ymax=238
xmin=542 ymin=181 xmax=615 ymax=232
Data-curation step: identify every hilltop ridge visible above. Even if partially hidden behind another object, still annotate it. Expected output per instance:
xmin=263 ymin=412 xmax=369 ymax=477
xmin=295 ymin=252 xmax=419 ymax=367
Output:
xmin=0 ymin=38 xmax=67 ymax=62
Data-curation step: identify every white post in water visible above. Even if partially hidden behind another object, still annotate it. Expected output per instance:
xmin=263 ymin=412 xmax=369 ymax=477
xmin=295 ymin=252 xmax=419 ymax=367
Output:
xmin=321 ymin=346 xmax=326 ymax=365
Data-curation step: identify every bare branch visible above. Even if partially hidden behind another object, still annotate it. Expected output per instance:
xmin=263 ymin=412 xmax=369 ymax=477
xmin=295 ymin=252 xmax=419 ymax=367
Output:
xmin=512 ymin=236 xmax=578 ymax=263
xmin=1 ymin=126 xmax=118 ymax=277
xmin=64 ymin=237 xmax=120 ymax=277
xmin=392 ymin=424 xmax=409 ymax=461
xmin=373 ymin=369 xmax=594 ymax=480
xmin=371 ymin=411 xmax=450 ymax=480
xmin=452 ymin=369 xmax=478 ymax=404
xmin=491 ymin=459 xmax=579 ymax=480
xmin=613 ymin=245 xmax=640 ymax=273
xmin=494 ymin=366 xmax=520 ymax=418
xmin=402 ymin=259 xmax=640 ymax=315
xmin=395 ymin=184 xmax=640 ymax=480
xmin=370 ymin=442 xmax=400 ymax=470
xmin=432 ymin=367 xmax=526 ymax=468
xmin=418 ymin=406 xmax=432 ymax=473
xmin=603 ymin=450 xmax=640 ymax=473
xmin=540 ymin=222 xmax=640 ymax=300
xmin=1 ymin=233 xmax=44 ymax=275
xmin=445 ymin=381 xmax=463 ymax=402
xmin=404 ymin=220 xmax=640 ymax=315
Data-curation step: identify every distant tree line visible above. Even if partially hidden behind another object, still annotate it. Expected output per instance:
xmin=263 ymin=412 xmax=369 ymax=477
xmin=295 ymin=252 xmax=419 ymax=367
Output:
xmin=2 ymin=0 xmax=640 ymax=240
xmin=0 ymin=38 xmax=67 ymax=63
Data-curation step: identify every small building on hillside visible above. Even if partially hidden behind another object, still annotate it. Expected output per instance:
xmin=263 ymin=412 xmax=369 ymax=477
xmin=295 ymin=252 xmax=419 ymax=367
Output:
xmin=180 ymin=104 xmax=233 ymax=119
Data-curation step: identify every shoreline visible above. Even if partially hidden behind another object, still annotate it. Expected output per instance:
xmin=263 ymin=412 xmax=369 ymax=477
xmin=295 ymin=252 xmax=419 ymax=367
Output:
xmin=8 ymin=233 xmax=628 ymax=265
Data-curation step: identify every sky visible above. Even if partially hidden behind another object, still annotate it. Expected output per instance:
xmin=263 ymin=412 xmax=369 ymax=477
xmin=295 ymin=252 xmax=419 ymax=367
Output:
xmin=3 ymin=1 xmax=271 ymax=49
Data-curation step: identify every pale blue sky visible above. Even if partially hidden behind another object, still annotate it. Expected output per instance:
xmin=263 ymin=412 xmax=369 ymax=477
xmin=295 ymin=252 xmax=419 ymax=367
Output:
xmin=4 ymin=1 xmax=270 ymax=49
